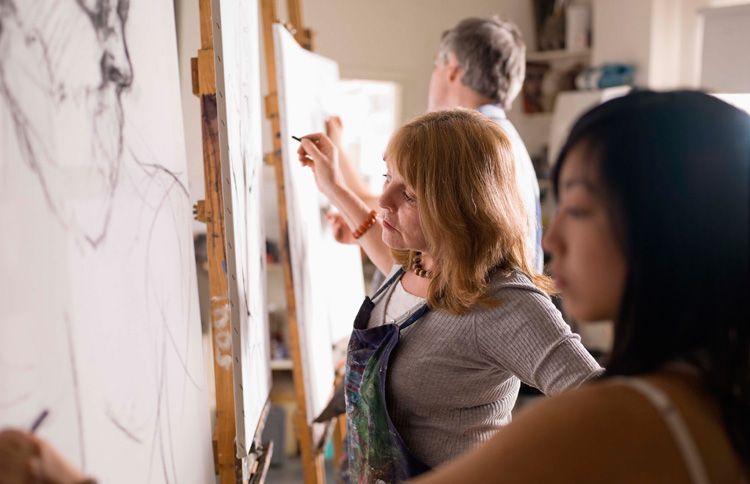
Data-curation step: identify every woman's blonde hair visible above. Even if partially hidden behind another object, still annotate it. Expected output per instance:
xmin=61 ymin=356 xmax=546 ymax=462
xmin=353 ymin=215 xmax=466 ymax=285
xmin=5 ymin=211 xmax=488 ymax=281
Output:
xmin=385 ymin=109 xmax=553 ymax=314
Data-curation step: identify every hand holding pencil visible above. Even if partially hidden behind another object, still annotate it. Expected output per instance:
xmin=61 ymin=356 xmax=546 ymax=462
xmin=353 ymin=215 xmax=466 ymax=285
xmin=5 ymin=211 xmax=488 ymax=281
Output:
xmin=294 ymin=133 xmax=346 ymax=197
xmin=0 ymin=412 xmax=94 ymax=484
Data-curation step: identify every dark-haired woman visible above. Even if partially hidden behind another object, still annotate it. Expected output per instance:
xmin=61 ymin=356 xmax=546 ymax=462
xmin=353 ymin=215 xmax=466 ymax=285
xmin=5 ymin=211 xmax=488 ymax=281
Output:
xmin=414 ymin=90 xmax=749 ymax=483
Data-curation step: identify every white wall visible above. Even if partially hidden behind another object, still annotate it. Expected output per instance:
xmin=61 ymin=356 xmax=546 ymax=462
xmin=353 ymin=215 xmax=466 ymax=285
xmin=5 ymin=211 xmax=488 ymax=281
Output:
xmin=699 ymin=3 xmax=750 ymax=91
xmin=591 ymin=0 xmax=684 ymax=88
xmin=648 ymin=0 xmax=683 ymax=89
xmin=680 ymin=0 xmax=750 ymax=87
xmin=592 ymin=0 xmax=655 ymax=86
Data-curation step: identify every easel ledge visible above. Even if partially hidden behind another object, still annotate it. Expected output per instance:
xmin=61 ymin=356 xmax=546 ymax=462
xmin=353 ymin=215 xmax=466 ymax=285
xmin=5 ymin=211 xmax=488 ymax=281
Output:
xmin=245 ymin=399 xmax=274 ymax=481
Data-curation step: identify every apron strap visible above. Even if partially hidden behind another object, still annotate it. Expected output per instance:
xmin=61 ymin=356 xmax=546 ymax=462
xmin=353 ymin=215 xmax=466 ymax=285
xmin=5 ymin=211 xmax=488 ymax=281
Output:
xmin=371 ymin=267 xmax=405 ymax=302
xmin=399 ymin=304 xmax=430 ymax=331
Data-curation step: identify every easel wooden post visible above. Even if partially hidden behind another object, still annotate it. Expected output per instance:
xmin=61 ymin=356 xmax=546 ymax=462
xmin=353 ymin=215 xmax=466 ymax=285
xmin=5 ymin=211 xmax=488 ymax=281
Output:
xmin=259 ymin=1 xmax=329 ymax=483
xmin=192 ymin=0 xmax=273 ymax=482
xmin=331 ymin=413 xmax=347 ymax=471
xmin=191 ymin=0 xmax=239 ymax=482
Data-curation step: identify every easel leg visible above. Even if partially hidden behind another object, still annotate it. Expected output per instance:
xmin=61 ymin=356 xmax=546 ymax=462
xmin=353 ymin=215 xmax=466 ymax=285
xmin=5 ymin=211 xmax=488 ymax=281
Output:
xmin=332 ymin=415 xmax=346 ymax=482
xmin=200 ymin=93 xmax=240 ymax=484
xmin=295 ymin=411 xmax=326 ymax=483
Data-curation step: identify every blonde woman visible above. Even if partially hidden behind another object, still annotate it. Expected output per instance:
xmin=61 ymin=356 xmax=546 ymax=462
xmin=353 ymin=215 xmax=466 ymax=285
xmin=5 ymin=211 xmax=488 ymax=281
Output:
xmin=297 ymin=109 xmax=601 ymax=482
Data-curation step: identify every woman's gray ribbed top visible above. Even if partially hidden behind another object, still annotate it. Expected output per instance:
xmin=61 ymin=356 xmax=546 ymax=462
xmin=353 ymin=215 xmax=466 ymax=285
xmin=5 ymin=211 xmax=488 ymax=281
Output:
xmin=367 ymin=267 xmax=602 ymax=468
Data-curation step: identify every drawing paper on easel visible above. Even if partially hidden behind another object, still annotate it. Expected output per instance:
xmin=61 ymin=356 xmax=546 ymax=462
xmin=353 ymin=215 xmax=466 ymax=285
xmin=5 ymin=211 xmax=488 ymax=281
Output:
xmin=0 ymin=1 xmax=212 ymax=483
xmin=273 ymin=24 xmax=366 ymax=423
xmin=211 ymin=0 xmax=272 ymax=454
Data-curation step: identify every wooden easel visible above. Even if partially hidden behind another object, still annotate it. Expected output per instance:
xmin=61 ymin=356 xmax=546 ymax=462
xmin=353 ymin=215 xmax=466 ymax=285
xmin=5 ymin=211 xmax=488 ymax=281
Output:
xmin=192 ymin=0 xmax=272 ymax=482
xmin=259 ymin=1 xmax=342 ymax=483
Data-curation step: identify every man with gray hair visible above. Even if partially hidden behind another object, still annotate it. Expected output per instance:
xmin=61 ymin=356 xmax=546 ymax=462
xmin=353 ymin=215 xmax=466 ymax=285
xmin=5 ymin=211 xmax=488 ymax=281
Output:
xmin=327 ymin=16 xmax=542 ymax=272
xmin=428 ymin=16 xmax=526 ymax=113
xmin=427 ymin=16 xmax=542 ymax=272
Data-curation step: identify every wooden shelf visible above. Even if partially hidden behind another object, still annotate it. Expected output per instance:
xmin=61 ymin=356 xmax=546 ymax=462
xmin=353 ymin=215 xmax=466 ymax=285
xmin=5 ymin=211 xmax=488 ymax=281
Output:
xmin=527 ymin=48 xmax=591 ymax=62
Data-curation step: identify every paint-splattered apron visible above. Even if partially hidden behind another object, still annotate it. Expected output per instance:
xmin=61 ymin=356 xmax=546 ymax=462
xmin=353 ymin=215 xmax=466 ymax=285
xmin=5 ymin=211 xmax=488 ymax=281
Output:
xmin=344 ymin=268 xmax=431 ymax=483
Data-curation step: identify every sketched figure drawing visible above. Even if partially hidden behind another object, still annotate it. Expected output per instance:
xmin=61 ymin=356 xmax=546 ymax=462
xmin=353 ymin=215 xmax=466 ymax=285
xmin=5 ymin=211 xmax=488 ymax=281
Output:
xmin=0 ymin=1 xmax=212 ymax=483
xmin=0 ymin=0 xmax=133 ymax=247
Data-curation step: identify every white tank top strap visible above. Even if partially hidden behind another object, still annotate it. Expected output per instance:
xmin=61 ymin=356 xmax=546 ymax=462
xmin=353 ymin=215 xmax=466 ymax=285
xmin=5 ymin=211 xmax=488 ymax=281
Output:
xmin=613 ymin=377 xmax=711 ymax=484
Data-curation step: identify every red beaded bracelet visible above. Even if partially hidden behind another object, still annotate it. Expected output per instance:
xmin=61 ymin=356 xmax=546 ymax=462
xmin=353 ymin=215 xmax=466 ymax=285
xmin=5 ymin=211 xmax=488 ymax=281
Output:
xmin=352 ymin=210 xmax=378 ymax=239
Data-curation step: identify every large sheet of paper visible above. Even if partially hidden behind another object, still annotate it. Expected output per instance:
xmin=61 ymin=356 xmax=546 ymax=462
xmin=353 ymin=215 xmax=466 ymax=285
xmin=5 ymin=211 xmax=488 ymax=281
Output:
xmin=273 ymin=25 xmax=365 ymax=423
xmin=0 ymin=1 xmax=213 ymax=482
xmin=211 ymin=0 xmax=271 ymax=454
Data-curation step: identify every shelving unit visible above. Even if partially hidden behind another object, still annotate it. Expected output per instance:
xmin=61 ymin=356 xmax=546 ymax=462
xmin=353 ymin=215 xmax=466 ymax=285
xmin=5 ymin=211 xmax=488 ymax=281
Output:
xmin=513 ymin=15 xmax=596 ymax=160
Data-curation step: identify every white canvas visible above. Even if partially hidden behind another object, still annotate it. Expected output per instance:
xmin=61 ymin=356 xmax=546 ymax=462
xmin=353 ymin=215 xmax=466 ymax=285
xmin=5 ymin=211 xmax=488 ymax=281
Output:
xmin=273 ymin=25 xmax=365 ymax=423
xmin=211 ymin=0 xmax=272 ymax=454
xmin=0 ymin=1 xmax=213 ymax=483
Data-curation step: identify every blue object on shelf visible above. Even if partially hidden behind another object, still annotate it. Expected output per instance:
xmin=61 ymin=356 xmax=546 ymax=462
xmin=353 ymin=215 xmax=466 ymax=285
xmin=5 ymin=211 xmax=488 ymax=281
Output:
xmin=576 ymin=64 xmax=635 ymax=90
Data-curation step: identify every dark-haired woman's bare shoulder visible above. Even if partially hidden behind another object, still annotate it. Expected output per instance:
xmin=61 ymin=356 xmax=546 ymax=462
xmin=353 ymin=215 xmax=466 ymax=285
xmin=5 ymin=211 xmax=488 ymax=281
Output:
xmin=412 ymin=377 xmax=743 ymax=483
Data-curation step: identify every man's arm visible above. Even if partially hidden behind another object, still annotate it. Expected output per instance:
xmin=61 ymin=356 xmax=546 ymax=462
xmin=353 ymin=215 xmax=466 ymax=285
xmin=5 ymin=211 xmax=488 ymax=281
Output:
xmin=326 ymin=116 xmax=380 ymax=209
